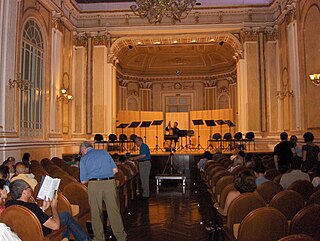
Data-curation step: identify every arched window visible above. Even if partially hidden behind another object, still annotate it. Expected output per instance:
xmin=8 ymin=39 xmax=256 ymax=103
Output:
xmin=20 ymin=20 xmax=44 ymax=136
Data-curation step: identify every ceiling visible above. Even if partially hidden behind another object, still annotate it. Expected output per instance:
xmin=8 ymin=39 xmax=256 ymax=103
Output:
xmin=117 ymin=42 xmax=236 ymax=77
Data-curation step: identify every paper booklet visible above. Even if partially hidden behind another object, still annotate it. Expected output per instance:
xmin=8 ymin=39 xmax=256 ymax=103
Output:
xmin=36 ymin=175 xmax=61 ymax=200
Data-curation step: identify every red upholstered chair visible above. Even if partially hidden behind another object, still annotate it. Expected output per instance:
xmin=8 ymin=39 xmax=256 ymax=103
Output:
xmin=237 ymin=207 xmax=288 ymax=241
xmin=287 ymin=180 xmax=314 ymax=201
xmin=214 ymin=175 xmax=234 ymax=203
xmin=255 ymin=181 xmax=284 ymax=204
xmin=269 ymin=190 xmax=305 ymax=220
xmin=0 ymin=205 xmax=65 ymax=241
xmin=224 ymin=192 xmax=266 ymax=240
xmin=265 ymin=168 xmax=281 ymax=181
xmin=290 ymin=204 xmax=320 ymax=240
xmin=278 ymin=234 xmax=316 ymax=241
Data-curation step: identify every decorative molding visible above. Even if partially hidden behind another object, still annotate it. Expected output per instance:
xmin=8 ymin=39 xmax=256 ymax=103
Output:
xmin=227 ymin=76 xmax=237 ymax=85
xmin=139 ymin=81 xmax=152 ymax=89
xmin=161 ymin=82 xmax=194 ymax=90
xmin=92 ymin=34 xmax=108 ymax=46
xmin=107 ymin=53 xmax=118 ymax=65
xmin=52 ymin=13 xmax=64 ymax=32
xmin=194 ymin=12 xmax=199 ymax=24
xmin=218 ymin=11 xmax=223 ymax=23
xmin=218 ymin=86 xmax=229 ymax=94
xmin=265 ymin=27 xmax=278 ymax=41
xmin=241 ymin=28 xmax=259 ymax=42
xmin=128 ymin=89 xmax=138 ymax=96
xmin=285 ymin=0 xmax=296 ymax=24
xmin=118 ymin=78 xmax=129 ymax=87
xmin=203 ymin=79 xmax=216 ymax=87
xmin=73 ymin=35 xmax=88 ymax=47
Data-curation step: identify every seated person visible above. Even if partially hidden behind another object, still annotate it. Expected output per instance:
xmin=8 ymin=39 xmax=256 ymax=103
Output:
xmin=228 ymin=150 xmax=245 ymax=172
xmin=0 ymin=179 xmax=8 ymax=215
xmin=0 ymin=166 xmax=10 ymax=186
xmin=280 ymin=156 xmax=310 ymax=190
xmin=6 ymin=180 xmax=92 ymax=241
xmin=312 ymin=163 xmax=320 ymax=188
xmin=197 ymin=151 xmax=213 ymax=172
xmin=252 ymin=163 xmax=269 ymax=186
xmin=2 ymin=157 xmax=15 ymax=180
xmin=10 ymin=162 xmax=38 ymax=191
xmin=215 ymin=170 xmax=257 ymax=216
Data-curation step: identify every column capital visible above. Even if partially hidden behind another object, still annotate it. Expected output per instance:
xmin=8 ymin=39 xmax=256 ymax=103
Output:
xmin=107 ymin=53 xmax=119 ymax=65
xmin=203 ymin=79 xmax=217 ymax=87
xmin=241 ymin=28 xmax=259 ymax=42
xmin=51 ymin=12 xmax=64 ymax=32
xmin=265 ymin=27 xmax=278 ymax=42
xmin=118 ymin=78 xmax=129 ymax=87
xmin=93 ymin=34 xmax=109 ymax=47
xmin=73 ymin=34 xmax=88 ymax=47
xmin=139 ymin=81 xmax=152 ymax=89
xmin=285 ymin=0 xmax=296 ymax=24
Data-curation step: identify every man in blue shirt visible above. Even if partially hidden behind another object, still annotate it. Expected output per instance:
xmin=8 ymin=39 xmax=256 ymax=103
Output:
xmin=80 ymin=141 xmax=127 ymax=241
xmin=130 ymin=136 xmax=151 ymax=199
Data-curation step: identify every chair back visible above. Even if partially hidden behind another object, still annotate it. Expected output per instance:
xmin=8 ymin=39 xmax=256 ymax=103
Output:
xmin=119 ymin=134 xmax=127 ymax=141
xmin=255 ymin=181 xmax=283 ymax=204
xmin=265 ymin=168 xmax=281 ymax=181
xmin=287 ymin=180 xmax=314 ymax=201
xmin=0 ymin=205 xmax=46 ymax=241
xmin=269 ymin=190 xmax=305 ymax=220
xmin=59 ymin=175 xmax=78 ymax=191
xmin=223 ymin=132 xmax=232 ymax=140
xmin=210 ymin=170 xmax=230 ymax=189
xmin=245 ymin=131 xmax=254 ymax=140
xmin=237 ymin=207 xmax=288 ymax=241
xmin=94 ymin=134 xmax=104 ymax=142
xmin=63 ymin=182 xmax=90 ymax=212
xmin=307 ymin=189 xmax=320 ymax=205
xmin=234 ymin=132 xmax=242 ymax=140
xmin=130 ymin=134 xmax=137 ymax=141
xmin=212 ymin=133 xmax=221 ymax=140
xmin=226 ymin=192 xmax=266 ymax=237
xmin=215 ymin=175 xmax=234 ymax=202
xmin=230 ymin=166 xmax=248 ymax=176
xmin=290 ymin=204 xmax=320 ymax=240
xmin=278 ymin=234 xmax=317 ymax=241
xmin=219 ymin=183 xmax=236 ymax=210
xmin=108 ymin=134 xmax=117 ymax=142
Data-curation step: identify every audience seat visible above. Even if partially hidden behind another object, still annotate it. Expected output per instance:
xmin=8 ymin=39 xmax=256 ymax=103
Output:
xmin=278 ymin=234 xmax=316 ymax=241
xmin=255 ymin=181 xmax=283 ymax=204
xmin=307 ymin=189 xmax=320 ymax=205
xmin=224 ymin=192 xmax=266 ymax=239
xmin=214 ymin=175 xmax=234 ymax=203
xmin=0 ymin=205 xmax=65 ymax=241
xmin=237 ymin=207 xmax=288 ymax=241
xmin=217 ymin=183 xmax=236 ymax=213
xmin=230 ymin=166 xmax=248 ymax=176
xmin=265 ymin=168 xmax=281 ymax=181
xmin=290 ymin=204 xmax=320 ymax=240
xmin=287 ymin=180 xmax=314 ymax=201
xmin=269 ymin=190 xmax=305 ymax=221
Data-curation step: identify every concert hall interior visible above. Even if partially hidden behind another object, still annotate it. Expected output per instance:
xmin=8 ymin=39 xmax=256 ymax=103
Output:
xmin=1 ymin=0 xmax=320 ymax=240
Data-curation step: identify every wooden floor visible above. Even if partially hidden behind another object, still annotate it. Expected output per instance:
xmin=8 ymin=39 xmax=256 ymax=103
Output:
xmin=107 ymin=178 xmax=219 ymax=241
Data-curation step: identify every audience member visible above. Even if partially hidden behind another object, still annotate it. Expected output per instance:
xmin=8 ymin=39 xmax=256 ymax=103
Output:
xmin=302 ymin=132 xmax=320 ymax=172
xmin=311 ymin=163 xmax=320 ymax=188
xmin=10 ymin=162 xmax=38 ymax=190
xmin=280 ymin=156 xmax=310 ymax=190
xmin=244 ymin=153 xmax=255 ymax=169
xmin=215 ymin=170 xmax=257 ymax=216
xmin=6 ymin=179 xmax=92 ymax=241
xmin=290 ymin=135 xmax=302 ymax=157
xmin=2 ymin=157 xmax=15 ymax=179
xmin=197 ymin=151 xmax=213 ymax=172
xmin=274 ymin=132 xmax=296 ymax=173
xmin=0 ymin=165 xmax=10 ymax=186
xmin=0 ymin=179 xmax=8 ymax=215
xmin=119 ymin=155 xmax=126 ymax=164
xmin=229 ymin=150 xmax=245 ymax=172
xmin=21 ymin=152 xmax=31 ymax=165
xmin=252 ymin=163 xmax=269 ymax=186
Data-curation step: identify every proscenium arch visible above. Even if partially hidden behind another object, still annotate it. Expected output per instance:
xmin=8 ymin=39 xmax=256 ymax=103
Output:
xmin=110 ymin=32 xmax=242 ymax=59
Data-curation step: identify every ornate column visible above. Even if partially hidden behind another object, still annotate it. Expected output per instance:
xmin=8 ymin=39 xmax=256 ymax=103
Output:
xmin=236 ymin=49 xmax=247 ymax=133
xmin=50 ymin=13 xmax=64 ymax=135
xmin=228 ymin=76 xmax=237 ymax=123
xmin=72 ymin=34 xmax=88 ymax=135
xmin=118 ymin=78 xmax=128 ymax=111
xmin=139 ymin=81 xmax=152 ymax=111
xmin=204 ymin=79 xmax=216 ymax=110
xmin=285 ymin=0 xmax=301 ymax=131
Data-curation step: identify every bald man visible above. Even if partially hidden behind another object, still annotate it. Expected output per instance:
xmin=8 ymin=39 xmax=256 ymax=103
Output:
xmin=11 ymin=162 xmax=38 ymax=190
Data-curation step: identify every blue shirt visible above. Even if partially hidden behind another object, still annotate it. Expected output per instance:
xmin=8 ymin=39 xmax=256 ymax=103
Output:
xmin=256 ymin=176 xmax=269 ymax=186
xmin=80 ymin=148 xmax=116 ymax=182
xmin=139 ymin=143 xmax=151 ymax=161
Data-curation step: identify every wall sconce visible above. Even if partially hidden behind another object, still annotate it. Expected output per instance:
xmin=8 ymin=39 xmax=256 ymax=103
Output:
xmin=309 ymin=74 xmax=320 ymax=86
xmin=57 ymin=87 xmax=73 ymax=103
xmin=8 ymin=73 xmax=32 ymax=91
xmin=276 ymin=90 xmax=294 ymax=100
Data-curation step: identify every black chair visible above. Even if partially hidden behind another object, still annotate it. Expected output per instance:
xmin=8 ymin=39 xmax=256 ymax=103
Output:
xmin=94 ymin=134 xmax=106 ymax=149
xmin=223 ymin=132 xmax=232 ymax=151
xmin=234 ymin=132 xmax=244 ymax=150
xmin=119 ymin=134 xmax=128 ymax=152
xmin=245 ymin=131 xmax=255 ymax=150
xmin=108 ymin=134 xmax=119 ymax=151
xmin=130 ymin=134 xmax=137 ymax=151
xmin=212 ymin=133 xmax=222 ymax=150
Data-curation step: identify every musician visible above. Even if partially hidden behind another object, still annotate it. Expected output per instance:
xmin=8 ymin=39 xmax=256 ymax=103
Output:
xmin=165 ymin=121 xmax=180 ymax=150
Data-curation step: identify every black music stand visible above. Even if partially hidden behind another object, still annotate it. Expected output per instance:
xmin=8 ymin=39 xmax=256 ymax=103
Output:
xmin=151 ymin=120 xmax=163 ymax=152
xmin=215 ymin=120 xmax=226 ymax=149
xmin=116 ymin=123 xmax=129 ymax=135
xmin=128 ymin=122 xmax=141 ymax=152
xmin=205 ymin=120 xmax=216 ymax=150
xmin=140 ymin=121 xmax=152 ymax=144
xmin=225 ymin=120 xmax=236 ymax=133
xmin=192 ymin=119 xmax=205 ymax=151
xmin=177 ymin=130 xmax=187 ymax=151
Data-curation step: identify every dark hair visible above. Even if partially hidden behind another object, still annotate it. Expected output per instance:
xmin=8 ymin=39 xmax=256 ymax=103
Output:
xmin=22 ymin=153 xmax=30 ymax=162
xmin=10 ymin=179 xmax=29 ymax=200
xmin=112 ymin=153 xmax=119 ymax=161
xmin=303 ymin=132 xmax=314 ymax=143
xmin=280 ymin=132 xmax=288 ymax=141
xmin=252 ymin=164 xmax=266 ymax=174
xmin=119 ymin=155 xmax=126 ymax=163
xmin=234 ymin=170 xmax=257 ymax=193
xmin=238 ymin=151 xmax=246 ymax=158
xmin=203 ymin=151 xmax=212 ymax=160
xmin=291 ymin=156 xmax=302 ymax=170
xmin=0 ymin=179 xmax=6 ymax=190
xmin=0 ymin=165 xmax=9 ymax=179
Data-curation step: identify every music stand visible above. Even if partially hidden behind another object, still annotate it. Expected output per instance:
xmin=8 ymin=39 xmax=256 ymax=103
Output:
xmin=192 ymin=119 xmax=205 ymax=151
xmin=128 ymin=121 xmax=141 ymax=134
xmin=116 ymin=123 xmax=129 ymax=135
xmin=215 ymin=120 xmax=226 ymax=149
xmin=151 ymin=120 xmax=163 ymax=152
xmin=140 ymin=121 xmax=152 ymax=144
xmin=225 ymin=120 xmax=236 ymax=133
xmin=177 ymin=130 xmax=187 ymax=151
xmin=205 ymin=120 xmax=216 ymax=150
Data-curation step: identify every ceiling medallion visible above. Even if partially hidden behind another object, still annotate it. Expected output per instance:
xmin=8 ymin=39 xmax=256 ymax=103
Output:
xmin=130 ymin=0 xmax=197 ymax=24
